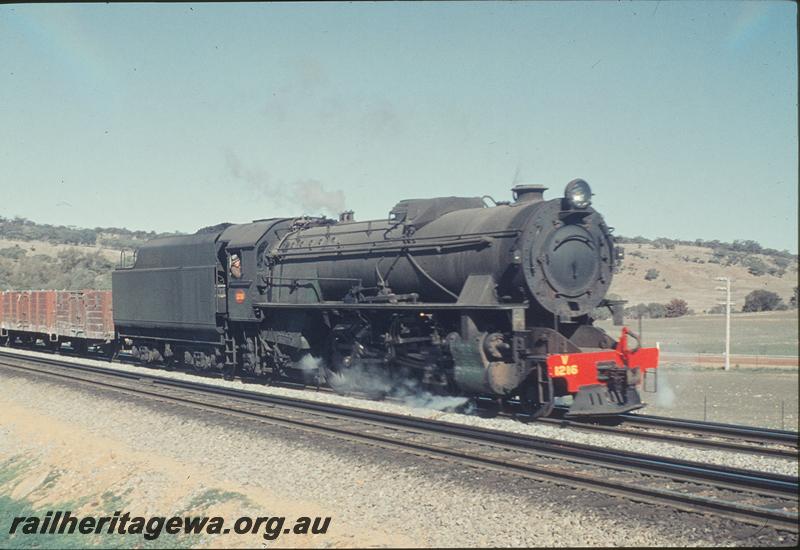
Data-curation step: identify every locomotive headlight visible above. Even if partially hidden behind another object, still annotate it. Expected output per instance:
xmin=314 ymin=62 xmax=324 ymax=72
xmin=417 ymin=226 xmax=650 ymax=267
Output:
xmin=564 ymin=179 xmax=592 ymax=209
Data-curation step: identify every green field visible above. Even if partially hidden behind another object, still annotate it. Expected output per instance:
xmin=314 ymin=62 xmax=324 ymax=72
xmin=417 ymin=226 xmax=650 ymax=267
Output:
xmin=597 ymin=309 xmax=799 ymax=356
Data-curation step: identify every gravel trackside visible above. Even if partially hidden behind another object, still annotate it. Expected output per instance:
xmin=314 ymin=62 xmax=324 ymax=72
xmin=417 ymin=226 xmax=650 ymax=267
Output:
xmin=4 ymin=348 xmax=795 ymax=476
xmin=0 ymin=353 xmax=796 ymax=546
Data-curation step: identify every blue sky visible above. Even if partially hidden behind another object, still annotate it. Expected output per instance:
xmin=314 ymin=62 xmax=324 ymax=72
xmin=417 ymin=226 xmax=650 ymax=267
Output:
xmin=0 ymin=1 xmax=797 ymax=251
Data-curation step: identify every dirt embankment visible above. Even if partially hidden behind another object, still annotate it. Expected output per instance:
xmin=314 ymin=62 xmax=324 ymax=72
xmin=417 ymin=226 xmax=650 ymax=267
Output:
xmin=0 ymin=392 xmax=407 ymax=548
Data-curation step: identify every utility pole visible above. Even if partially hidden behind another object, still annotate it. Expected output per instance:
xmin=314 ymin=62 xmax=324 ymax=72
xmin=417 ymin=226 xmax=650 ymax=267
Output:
xmin=715 ymin=277 xmax=734 ymax=371
xmin=638 ymin=313 xmax=643 ymax=344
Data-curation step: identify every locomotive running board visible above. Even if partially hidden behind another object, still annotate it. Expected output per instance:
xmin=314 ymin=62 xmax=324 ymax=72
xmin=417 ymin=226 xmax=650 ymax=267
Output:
xmin=253 ymin=301 xmax=527 ymax=311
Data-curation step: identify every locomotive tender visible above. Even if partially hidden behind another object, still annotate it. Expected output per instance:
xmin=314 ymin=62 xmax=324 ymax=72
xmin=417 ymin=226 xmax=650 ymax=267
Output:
xmin=110 ymin=179 xmax=658 ymax=417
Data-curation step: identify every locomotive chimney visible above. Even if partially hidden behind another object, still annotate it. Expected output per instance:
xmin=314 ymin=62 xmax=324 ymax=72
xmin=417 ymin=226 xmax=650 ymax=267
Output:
xmin=512 ymin=184 xmax=547 ymax=203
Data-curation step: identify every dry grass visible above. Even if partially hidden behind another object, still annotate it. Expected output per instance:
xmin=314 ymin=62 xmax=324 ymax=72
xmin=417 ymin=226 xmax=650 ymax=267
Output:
xmin=597 ymin=309 xmax=799 ymax=356
xmin=609 ymin=244 xmax=798 ymax=312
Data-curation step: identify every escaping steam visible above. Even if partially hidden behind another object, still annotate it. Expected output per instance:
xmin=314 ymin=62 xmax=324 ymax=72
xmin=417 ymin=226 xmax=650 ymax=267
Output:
xmin=298 ymin=354 xmax=470 ymax=413
xmin=297 ymin=353 xmax=323 ymax=372
xmin=389 ymin=374 xmax=472 ymax=412
xmin=291 ymin=180 xmax=345 ymax=215
xmin=653 ymin=364 xmax=676 ymax=408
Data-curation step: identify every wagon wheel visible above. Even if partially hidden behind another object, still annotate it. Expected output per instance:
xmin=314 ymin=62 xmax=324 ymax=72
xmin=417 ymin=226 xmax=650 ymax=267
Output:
xmin=45 ymin=338 xmax=60 ymax=353
xmin=72 ymin=340 xmax=88 ymax=355
xmin=163 ymin=354 xmax=179 ymax=372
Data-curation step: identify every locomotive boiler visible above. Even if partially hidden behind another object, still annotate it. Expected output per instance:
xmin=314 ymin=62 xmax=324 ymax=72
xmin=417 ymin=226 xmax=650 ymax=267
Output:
xmin=110 ymin=179 xmax=658 ymax=417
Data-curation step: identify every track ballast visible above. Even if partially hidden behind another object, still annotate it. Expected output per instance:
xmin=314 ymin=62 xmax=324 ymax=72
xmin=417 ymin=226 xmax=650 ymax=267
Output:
xmin=0 ymin=348 xmax=797 ymax=533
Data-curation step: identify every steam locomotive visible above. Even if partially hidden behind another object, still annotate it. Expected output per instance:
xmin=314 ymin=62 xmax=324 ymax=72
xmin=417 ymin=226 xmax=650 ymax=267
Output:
xmin=1 ymin=179 xmax=658 ymax=417
xmin=108 ymin=179 xmax=658 ymax=417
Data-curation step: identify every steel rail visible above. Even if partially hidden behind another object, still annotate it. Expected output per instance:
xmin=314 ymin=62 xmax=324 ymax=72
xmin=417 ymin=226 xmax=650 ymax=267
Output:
xmin=621 ymin=412 xmax=800 ymax=445
xmin=540 ymin=414 xmax=798 ymax=459
xmin=0 ymin=348 xmax=797 ymax=493
xmin=0 ymin=349 xmax=797 ymax=532
xmin=2 ymin=345 xmax=796 ymax=454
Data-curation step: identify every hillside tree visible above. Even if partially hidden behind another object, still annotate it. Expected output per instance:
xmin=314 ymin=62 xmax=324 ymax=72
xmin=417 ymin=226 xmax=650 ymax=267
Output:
xmin=743 ymin=290 xmax=784 ymax=312
xmin=664 ymin=298 xmax=689 ymax=318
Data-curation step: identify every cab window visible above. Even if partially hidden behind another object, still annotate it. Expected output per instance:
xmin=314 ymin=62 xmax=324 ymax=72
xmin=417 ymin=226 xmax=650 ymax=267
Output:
xmin=229 ymin=253 xmax=242 ymax=279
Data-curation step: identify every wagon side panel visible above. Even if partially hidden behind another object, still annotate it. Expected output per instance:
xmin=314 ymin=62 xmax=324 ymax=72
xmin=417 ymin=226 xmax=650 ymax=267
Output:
xmin=84 ymin=290 xmax=114 ymax=340
xmin=16 ymin=292 xmax=31 ymax=331
xmin=31 ymin=290 xmax=57 ymax=336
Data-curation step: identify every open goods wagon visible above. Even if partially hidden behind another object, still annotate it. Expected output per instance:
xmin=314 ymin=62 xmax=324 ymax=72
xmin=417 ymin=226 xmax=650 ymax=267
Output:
xmin=0 ymin=290 xmax=114 ymax=349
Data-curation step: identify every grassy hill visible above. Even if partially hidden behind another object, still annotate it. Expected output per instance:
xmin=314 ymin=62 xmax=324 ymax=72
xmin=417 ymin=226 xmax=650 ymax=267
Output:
xmin=0 ymin=216 xmax=177 ymax=291
xmin=609 ymin=243 xmax=798 ymax=313
xmin=1 ymin=215 xmax=797 ymax=310
xmin=0 ymin=240 xmax=119 ymax=290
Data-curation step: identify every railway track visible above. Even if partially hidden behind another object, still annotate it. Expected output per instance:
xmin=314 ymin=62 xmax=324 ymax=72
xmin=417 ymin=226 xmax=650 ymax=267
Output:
xmin=6 ymin=344 xmax=798 ymax=456
xmin=0 ymin=349 xmax=798 ymax=533
xmin=3 ymin=345 xmax=798 ymax=458
xmin=621 ymin=412 xmax=799 ymax=445
xmin=544 ymin=408 xmax=799 ymax=459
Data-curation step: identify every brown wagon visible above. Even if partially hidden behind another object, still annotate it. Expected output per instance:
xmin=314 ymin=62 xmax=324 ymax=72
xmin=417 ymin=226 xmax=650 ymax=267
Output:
xmin=0 ymin=290 xmax=114 ymax=349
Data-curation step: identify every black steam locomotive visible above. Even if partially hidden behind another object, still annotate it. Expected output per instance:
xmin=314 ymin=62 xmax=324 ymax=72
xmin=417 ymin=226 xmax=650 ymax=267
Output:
xmin=112 ymin=179 xmax=658 ymax=417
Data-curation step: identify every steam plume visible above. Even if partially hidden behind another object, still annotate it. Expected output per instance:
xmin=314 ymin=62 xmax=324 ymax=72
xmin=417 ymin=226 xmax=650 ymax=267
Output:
xmin=224 ymin=150 xmax=346 ymax=216
xmin=301 ymin=355 xmax=470 ymax=413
